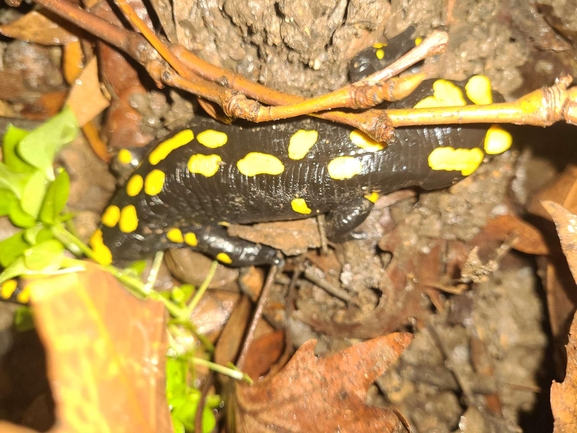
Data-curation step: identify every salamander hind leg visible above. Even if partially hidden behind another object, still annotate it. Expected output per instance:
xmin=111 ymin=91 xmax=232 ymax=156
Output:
xmin=166 ymin=225 xmax=282 ymax=267
xmin=324 ymin=197 xmax=375 ymax=243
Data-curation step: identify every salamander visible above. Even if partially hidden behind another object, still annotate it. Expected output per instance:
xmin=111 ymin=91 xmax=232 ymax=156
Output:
xmin=89 ymin=30 xmax=513 ymax=268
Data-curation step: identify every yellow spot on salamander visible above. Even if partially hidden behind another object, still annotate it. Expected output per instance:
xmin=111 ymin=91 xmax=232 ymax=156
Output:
xmin=197 ymin=129 xmax=228 ymax=148
xmin=1 ymin=279 xmax=17 ymax=300
xmin=184 ymin=233 xmax=198 ymax=247
xmin=288 ymin=129 xmax=318 ymax=160
xmin=101 ymin=205 xmax=120 ymax=228
xmin=327 ymin=156 xmax=363 ymax=180
xmin=89 ymin=229 xmax=113 ymax=265
xmin=414 ymin=80 xmax=467 ymax=108
xmin=428 ymin=147 xmax=484 ymax=176
xmin=148 ymin=129 xmax=194 ymax=165
xmin=16 ymin=287 xmax=30 ymax=304
xmin=126 ymin=174 xmax=143 ymax=197
xmin=117 ymin=149 xmax=134 ymax=165
xmin=465 ymin=75 xmax=493 ymax=105
xmin=372 ymin=42 xmax=387 ymax=49
xmin=167 ymin=228 xmax=184 ymax=243
xmin=375 ymin=48 xmax=385 ymax=60
xmin=188 ymin=154 xmax=222 ymax=177
xmin=119 ymin=205 xmax=138 ymax=233
xmin=414 ymin=37 xmax=423 ymax=46
xmin=350 ymin=129 xmax=386 ymax=152
xmin=144 ymin=169 xmax=165 ymax=195
xmin=484 ymin=125 xmax=512 ymax=155
xmin=216 ymin=252 xmax=232 ymax=264
xmin=291 ymin=198 xmax=312 ymax=215
xmin=237 ymin=152 xmax=285 ymax=176
xmin=364 ymin=192 xmax=380 ymax=203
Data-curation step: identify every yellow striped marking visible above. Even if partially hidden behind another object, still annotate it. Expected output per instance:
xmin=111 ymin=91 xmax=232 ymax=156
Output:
xmin=119 ymin=205 xmax=138 ymax=233
xmin=188 ymin=154 xmax=222 ymax=177
xmin=148 ymin=129 xmax=194 ymax=165
xmin=126 ymin=174 xmax=143 ymax=197
xmin=1 ymin=279 xmax=18 ymax=300
xmin=350 ymin=129 xmax=385 ymax=152
xmin=414 ymin=80 xmax=467 ymax=108
xmin=484 ymin=125 xmax=512 ymax=155
xmin=197 ymin=129 xmax=228 ymax=148
xmin=364 ymin=192 xmax=380 ymax=203
xmin=89 ymin=229 xmax=113 ymax=265
xmin=167 ymin=228 xmax=184 ymax=243
xmin=465 ymin=75 xmax=493 ymax=105
xmin=117 ymin=149 xmax=134 ymax=165
xmin=101 ymin=205 xmax=120 ymax=228
xmin=144 ymin=169 xmax=165 ymax=195
xmin=216 ymin=252 xmax=233 ymax=264
xmin=327 ymin=156 xmax=363 ymax=180
xmin=184 ymin=233 xmax=198 ymax=247
xmin=291 ymin=198 xmax=312 ymax=215
xmin=288 ymin=129 xmax=318 ymax=160
xmin=237 ymin=152 xmax=285 ymax=176
xmin=428 ymin=147 xmax=484 ymax=176
xmin=375 ymin=49 xmax=385 ymax=60
xmin=372 ymin=42 xmax=387 ymax=49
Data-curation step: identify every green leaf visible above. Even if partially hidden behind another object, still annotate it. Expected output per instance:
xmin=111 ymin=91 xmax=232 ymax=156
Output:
xmin=166 ymin=357 xmax=188 ymax=398
xmin=0 ymin=231 xmax=29 ymax=268
xmin=23 ymin=239 xmax=64 ymax=271
xmin=21 ymin=170 xmax=48 ymax=218
xmin=23 ymin=225 xmax=53 ymax=245
xmin=0 ymin=257 xmax=28 ymax=285
xmin=3 ymin=125 xmax=33 ymax=172
xmin=0 ymin=188 xmax=18 ymax=216
xmin=40 ymin=169 xmax=70 ymax=224
xmin=170 ymin=392 xmax=217 ymax=433
xmin=9 ymin=200 xmax=36 ymax=228
xmin=18 ymin=107 xmax=79 ymax=180
xmin=0 ymin=162 xmax=32 ymax=198
xmin=170 ymin=415 xmax=185 ymax=433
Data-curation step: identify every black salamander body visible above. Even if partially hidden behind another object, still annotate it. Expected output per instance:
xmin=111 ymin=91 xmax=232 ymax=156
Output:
xmin=90 ymin=31 xmax=512 ymax=267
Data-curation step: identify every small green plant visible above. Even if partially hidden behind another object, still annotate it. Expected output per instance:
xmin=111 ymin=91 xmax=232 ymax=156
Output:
xmin=0 ymin=109 xmax=249 ymax=432
xmin=0 ymin=107 xmax=79 ymax=284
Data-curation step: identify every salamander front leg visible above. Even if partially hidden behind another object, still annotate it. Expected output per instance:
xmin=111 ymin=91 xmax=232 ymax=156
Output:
xmin=324 ymin=197 xmax=374 ymax=243
xmin=176 ymin=225 xmax=283 ymax=267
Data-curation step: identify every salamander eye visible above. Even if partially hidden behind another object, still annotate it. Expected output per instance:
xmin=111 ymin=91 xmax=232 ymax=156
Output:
xmin=349 ymin=51 xmax=379 ymax=82
xmin=349 ymin=26 xmax=421 ymax=83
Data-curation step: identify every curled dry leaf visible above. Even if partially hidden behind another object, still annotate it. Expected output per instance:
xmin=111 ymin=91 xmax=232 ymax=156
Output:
xmin=551 ymin=310 xmax=577 ymax=433
xmin=66 ymin=57 xmax=110 ymax=127
xmin=543 ymin=201 xmax=577 ymax=432
xmin=0 ymin=10 xmax=79 ymax=45
xmin=235 ymin=333 xmax=412 ymax=433
xmin=23 ymin=264 xmax=172 ymax=433
xmin=543 ymin=201 xmax=577 ymax=280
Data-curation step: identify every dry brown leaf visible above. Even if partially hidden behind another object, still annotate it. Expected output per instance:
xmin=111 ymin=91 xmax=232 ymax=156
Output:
xmin=22 ymin=264 xmax=171 ymax=433
xmin=481 ymin=214 xmax=550 ymax=255
xmin=543 ymin=201 xmax=577 ymax=280
xmin=229 ymin=219 xmax=321 ymax=256
xmin=551 ymin=310 xmax=577 ymax=433
xmin=529 ymin=171 xmax=577 ymax=378
xmin=0 ymin=10 xmax=79 ymax=45
xmin=66 ymin=57 xmax=110 ymax=126
xmin=543 ymin=201 xmax=577 ymax=432
xmin=242 ymin=330 xmax=285 ymax=380
xmin=235 ymin=333 xmax=412 ymax=432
